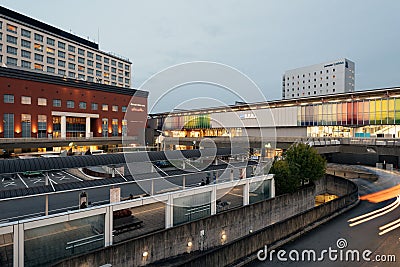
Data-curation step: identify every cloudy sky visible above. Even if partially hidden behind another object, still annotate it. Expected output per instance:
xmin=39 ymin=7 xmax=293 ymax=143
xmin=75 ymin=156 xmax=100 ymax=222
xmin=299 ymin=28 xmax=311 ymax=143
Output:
xmin=1 ymin=1 xmax=400 ymax=112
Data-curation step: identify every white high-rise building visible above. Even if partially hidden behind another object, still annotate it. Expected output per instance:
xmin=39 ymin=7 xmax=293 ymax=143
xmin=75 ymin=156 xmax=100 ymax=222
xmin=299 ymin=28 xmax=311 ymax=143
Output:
xmin=0 ymin=6 xmax=131 ymax=88
xmin=282 ymin=58 xmax=355 ymax=99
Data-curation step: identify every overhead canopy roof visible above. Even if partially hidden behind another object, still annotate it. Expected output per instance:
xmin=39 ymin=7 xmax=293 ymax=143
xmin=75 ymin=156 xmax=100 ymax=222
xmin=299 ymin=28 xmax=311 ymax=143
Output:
xmin=0 ymin=148 xmax=247 ymax=175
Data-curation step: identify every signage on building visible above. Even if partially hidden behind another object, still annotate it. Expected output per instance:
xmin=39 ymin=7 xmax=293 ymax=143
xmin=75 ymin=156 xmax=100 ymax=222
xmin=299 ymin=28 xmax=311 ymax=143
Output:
xmin=239 ymin=113 xmax=256 ymax=120
xmin=324 ymin=61 xmax=344 ymax=68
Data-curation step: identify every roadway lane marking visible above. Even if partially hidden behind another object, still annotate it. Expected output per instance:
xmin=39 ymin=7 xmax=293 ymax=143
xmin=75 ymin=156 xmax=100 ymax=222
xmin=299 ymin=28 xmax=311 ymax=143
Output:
xmin=32 ymin=178 xmax=44 ymax=184
xmin=3 ymin=182 xmax=16 ymax=188
xmin=17 ymin=174 xmax=29 ymax=188
xmin=61 ymin=171 xmax=83 ymax=182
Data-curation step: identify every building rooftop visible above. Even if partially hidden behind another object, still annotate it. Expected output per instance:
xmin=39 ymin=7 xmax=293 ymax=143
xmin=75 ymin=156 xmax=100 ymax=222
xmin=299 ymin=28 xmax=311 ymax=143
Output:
xmin=0 ymin=67 xmax=149 ymax=98
xmin=149 ymin=86 xmax=400 ymax=118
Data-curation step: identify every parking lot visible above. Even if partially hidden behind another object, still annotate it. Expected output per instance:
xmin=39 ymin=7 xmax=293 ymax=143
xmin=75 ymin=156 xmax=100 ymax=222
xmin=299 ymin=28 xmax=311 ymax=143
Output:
xmin=0 ymin=171 xmax=83 ymax=191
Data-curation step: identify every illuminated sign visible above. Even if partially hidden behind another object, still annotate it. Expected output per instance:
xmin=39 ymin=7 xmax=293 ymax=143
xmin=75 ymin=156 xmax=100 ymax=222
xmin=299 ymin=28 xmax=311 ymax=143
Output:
xmin=239 ymin=113 xmax=256 ymax=119
xmin=324 ymin=61 xmax=344 ymax=68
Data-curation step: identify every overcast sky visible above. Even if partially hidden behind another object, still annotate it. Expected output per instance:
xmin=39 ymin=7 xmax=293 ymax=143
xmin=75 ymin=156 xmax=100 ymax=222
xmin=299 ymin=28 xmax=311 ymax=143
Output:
xmin=1 ymin=1 xmax=400 ymax=112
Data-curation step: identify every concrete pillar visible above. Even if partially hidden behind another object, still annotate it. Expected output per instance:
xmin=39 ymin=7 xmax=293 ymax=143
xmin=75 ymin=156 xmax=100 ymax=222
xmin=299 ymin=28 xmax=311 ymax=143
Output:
xmin=230 ymin=169 xmax=234 ymax=181
xmin=13 ymin=223 xmax=24 ymax=267
xmin=243 ymin=179 xmax=250 ymax=206
xmin=165 ymin=194 xmax=173 ymax=228
xmin=211 ymin=186 xmax=217 ymax=215
xmin=271 ymin=176 xmax=275 ymax=198
xmin=85 ymin=117 xmax=91 ymax=139
xmin=105 ymin=206 xmax=113 ymax=246
xmin=60 ymin=115 xmax=66 ymax=138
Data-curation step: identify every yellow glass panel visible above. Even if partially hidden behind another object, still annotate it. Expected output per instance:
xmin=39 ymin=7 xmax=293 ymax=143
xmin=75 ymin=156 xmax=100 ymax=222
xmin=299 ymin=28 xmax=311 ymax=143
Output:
xmin=382 ymin=99 xmax=388 ymax=124
xmin=369 ymin=100 xmax=376 ymax=123
xmin=376 ymin=99 xmax=382 ymax=123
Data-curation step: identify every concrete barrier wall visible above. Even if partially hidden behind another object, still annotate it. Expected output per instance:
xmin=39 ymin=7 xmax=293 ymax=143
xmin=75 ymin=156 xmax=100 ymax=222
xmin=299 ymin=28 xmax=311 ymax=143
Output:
xmin=55 ymin=176 xmax=357 ymax=267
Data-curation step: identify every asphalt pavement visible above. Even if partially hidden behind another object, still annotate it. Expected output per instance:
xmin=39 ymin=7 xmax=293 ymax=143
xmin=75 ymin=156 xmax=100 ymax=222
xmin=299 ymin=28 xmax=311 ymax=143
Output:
xmin=249 ymin=166 xmax=400 ymax=267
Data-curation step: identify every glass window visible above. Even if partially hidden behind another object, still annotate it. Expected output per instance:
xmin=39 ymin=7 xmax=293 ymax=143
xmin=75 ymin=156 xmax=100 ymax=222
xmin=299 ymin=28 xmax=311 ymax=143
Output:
xmin=46 ymin=47 xmax=55 ymax=55
xmin=58 ymin=50 xmax=65 ymax=58
xmin=38 ymin=115 xmax=47 ymax=138
xmin=79 ymin=101 xmax=87 ymax=109
xmin=121 ymin=106 xmax=127 ymax=112
xmin=125 ymin=71 xmax=130 ymax=77
xmin=53 ymin=99 xmax=61 ymax=107
xmin=104 ymin=72 xmax=109 ymax=78
xmin=111 ymin=67 xmax=116 ymax=73
xmin=47 ymin=57 xmax=55 ymax=65
xmin=34 ymin=63 xmax=43 ymax=71
xmin=21 ymin=29 xmax=31 ymax=38
xmin=104 ymin=57 xmax=109 ymax=64
xmin=125 ymin=64 xmax=130 ymax=70
xmin=112 ymin=105 xmax=118 ymax=112
xmin=58 ymin=41 xmax=65 ymax=49
xmin=87 ymin=59 xmax=93 ymax=66
xmin=111 ymin=74 xmax=116 ymax=81
xmin=3 ymin=113 xmax=14 ymax=138
xmin=125 ymin=78 xmax=130 ymax=84
xmin=38 ymin=98 xmax=47 ymax=106
xmin=34 ymin=43 xmax=43 ymax=52
xmin=102 ymin=118 xmax=108 ymax=137
xmin=58 ymin=60 xmax=66 ymax=67
xmin=7 ymin=24 xmax=17 ymax=33
xmin=67 ymin=100 xmax=74 ymax=108
xmin=68 ymin=63 xmax=75 ymax=70
xmin=58 ymin=69 xmax=65 ymax=76
xmin=91 ymin=103 xmax=98 ymax=110
xmin=21 ymin=60 xmax=31 ymax=69
xmin=87 ymin=68 xmax=94 ymax=75
xmin=21 ymin=96 xmax=31 ymax=105
xmin=122 ymin=119 xmax=127 ymax=136
xmin=102 ymin=104 xmax=108 ymax=111
xmin=78 ymin=65 xmax=85 ymax=72
xmin=21 ymin=49 xmax=31 ymax=59
xmin=96 ymin=54 xmax=102 ymax=61
xmin=78 ymin=57 xmax=85 ymax=64
xmin=7 ymin=35 xmax=17 ymax=44
xmin=21 ymin=114 xmax=31 ymax=138
xmin=21 ymin=39 xmax=31 ymax=48
xmin=68 ymin=45 xmax=75 ymax=52
xmin=111 ymin=59 xmax=116 ymax=66
xmin=87 ymin=76 xmax=94 ymax=82
xmin=47 ymin=37 xmax=55 ymax=46
xmin=34 ymin=53 xmax=44 ymax=62
xmin=96 ymin=62 xmax=102 ymax=69
xmin=4 ymin=94 xmax=14 ymax=103
xmin=6 ymin=46 xmax=17 ymax=55
xmin=96 ymin=70 xmax=102 ymax=77
xmin=68 ymin=71 xmax=75 ymax=78
xmin=34 ymin=33 xmax=43 ymax=42
xmin=68 ymin=54 xmax=75 ymax=61
xmin=104 ymin=65 xmax=109 ymax=71
xmin=47 ymin=66 xmax=55 ymax=73
xmin=6 ymin=57 xmax=17 ymax=66
xmin=118 ymin=62 xmax=123 ymax=68
xmin=78 ymin=48 xmax=85 ymax=55
xmin=112 ymin=119 xmax=118 ymax=136
xmin=87 ymin=51 xmax=93 ymax=58
xmin=78 ymin=74 xmax=85 ymax=80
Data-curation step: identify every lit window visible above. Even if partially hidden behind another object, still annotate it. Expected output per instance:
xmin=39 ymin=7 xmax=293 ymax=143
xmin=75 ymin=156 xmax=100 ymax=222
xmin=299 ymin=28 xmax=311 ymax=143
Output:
xmin=34 ymin=63 xmax=43 ymax=71
xmin=78 ymin=65 xmax=85 ymax=72
xmin=102 ymin=104 xmax=108 ymax=111
xmin=7 ymin=24 xmax=17 ymax=33
xmin=21 ymin=96 xmax=31 ymax=105
xmin=46 ymin=47 xmax=55 ymax=55
xmin=34 ymin=43 xmax=43 ymax=52
xmin=38 ymin=98 xmax=47 ymax=106
xmin=68 ymin=54 xmax=75 ymax=61
xmin=104 ymin=72 xmax=110 ymax=78
xmin=112 ymin=105 xmax=118 ymax=112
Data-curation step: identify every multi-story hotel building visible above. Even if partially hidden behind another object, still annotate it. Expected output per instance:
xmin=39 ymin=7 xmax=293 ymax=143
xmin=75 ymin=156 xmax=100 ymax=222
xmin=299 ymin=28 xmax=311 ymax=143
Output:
xmin=0 ymin=6 xmax=131 ymax=88
xmin=282 ymin=58 xmax=355 ymax=99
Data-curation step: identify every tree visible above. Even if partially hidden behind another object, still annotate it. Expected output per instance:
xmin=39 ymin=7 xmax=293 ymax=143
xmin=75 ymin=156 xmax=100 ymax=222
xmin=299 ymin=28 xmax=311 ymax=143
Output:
xmin=270 ymin=143 xmax=326 ymax=194
xmin=270 ymin=159 xmax=299 ymax=194
xmin=284 ymin=143 xmax=326 ymax=186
